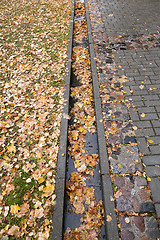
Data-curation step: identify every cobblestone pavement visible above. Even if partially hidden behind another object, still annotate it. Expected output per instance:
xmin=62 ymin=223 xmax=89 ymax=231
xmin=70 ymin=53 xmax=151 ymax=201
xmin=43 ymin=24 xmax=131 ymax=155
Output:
xmin=87 ymin=0 xmax=160 ymax=238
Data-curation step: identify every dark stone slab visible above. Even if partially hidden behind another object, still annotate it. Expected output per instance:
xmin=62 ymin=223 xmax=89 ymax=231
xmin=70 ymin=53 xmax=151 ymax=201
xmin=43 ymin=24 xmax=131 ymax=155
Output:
xmin=101 ymin=175 xmax=119 ymax=240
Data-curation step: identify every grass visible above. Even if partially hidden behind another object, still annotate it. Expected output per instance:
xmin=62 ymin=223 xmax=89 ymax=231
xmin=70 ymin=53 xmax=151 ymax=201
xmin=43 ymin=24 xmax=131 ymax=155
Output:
xmin=0 ymin=0 xmax=72 ymax=238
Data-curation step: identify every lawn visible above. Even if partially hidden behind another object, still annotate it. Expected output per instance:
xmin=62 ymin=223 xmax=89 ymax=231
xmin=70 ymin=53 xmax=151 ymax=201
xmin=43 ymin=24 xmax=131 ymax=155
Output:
xmin=0 ymin=0 xmax=71 ymax=238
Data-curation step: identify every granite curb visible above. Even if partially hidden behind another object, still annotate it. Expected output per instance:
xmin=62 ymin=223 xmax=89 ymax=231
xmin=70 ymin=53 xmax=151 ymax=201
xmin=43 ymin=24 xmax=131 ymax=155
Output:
xmin=85 ymin=0 xmax=119 ymax=238
xmin=51 ymin=1 xmax=74 ymax=238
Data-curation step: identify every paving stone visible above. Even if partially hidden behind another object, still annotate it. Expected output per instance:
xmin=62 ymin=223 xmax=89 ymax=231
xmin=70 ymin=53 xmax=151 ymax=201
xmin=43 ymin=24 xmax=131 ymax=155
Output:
xmin=155 ymin=204 xmax=160 ymax=218
xmin=121 ymin=230 xmax=135 ymax=240
xmin=139 ymin=113 xmax=158 ymax=121
xmin=146 ymin=136 xmax=160 ymax=145
xmin=136 ymin=137 xmax=150 ymax=155
xmin=129 ymin=108 xmax=140 ymax=121
xmin=151 ymin=120 xmax=160 ymax=128
xmin=137 ymin=106 xmax=155 ymax=114
xmin=102 ymin=102 xmax=129 ymax=121
xmin=114 ymin=177 xmax=153 ymax=213
xmin=134 ymin=216 xmax=145 ymax=232
xmin=119 ymin=216 xmax=160 ymax=240
xmin=133 ymin=121 xmax=152 ymax=128
xmin=150 ymin=145 xmax=160 ymax=155
xmin=109 ymin=145 xmax=142 ymax=174
xmin=146 ymin=166 xmax=160 ymax=177
xmin=154 ymin=128 xmax=160 ymax=135
xmin=104 ymin=121 xmax=135 ymax=145
xmin=134 ymin=128 xmax=155 ymax=137
xmin=142 ymin=155 xmax=160 ymax=165
xmin=149 ymin=178 xmax=160 ymax=203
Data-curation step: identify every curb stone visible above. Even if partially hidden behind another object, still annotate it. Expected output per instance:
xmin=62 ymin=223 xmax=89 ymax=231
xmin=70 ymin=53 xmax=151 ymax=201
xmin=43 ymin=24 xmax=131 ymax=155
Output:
xmin=51 ymin=0 xmax=74 ymax=238
xmin=85 ymin=0 xmax=119 ymax=239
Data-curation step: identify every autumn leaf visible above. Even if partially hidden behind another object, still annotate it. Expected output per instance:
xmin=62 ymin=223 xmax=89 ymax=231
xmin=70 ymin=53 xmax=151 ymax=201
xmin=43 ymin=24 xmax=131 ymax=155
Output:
xmin=10 ymin=204 xmax=20 ymax=214
xmin=42 ymin=183 xmax=55 ymax=197
xmin=38 ymin=177 xmax=45 ymax=184
xmin=141 ymin=113 xmax=145 ymax=118
xmin=106 ymin=215 xmax=112 ymax=222
xmin=7 ymin=225 xmax=20 ymax=237
xmin=148 ymin=139 xmax=154 ymax=144
xmin=7 ymin=144 xmax=16 ymax=154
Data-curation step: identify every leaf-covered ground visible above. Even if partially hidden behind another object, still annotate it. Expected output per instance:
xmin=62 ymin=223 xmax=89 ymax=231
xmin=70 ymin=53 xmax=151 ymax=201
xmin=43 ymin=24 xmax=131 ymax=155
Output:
xmin=0 ymin=0 xmax=71 ymax=238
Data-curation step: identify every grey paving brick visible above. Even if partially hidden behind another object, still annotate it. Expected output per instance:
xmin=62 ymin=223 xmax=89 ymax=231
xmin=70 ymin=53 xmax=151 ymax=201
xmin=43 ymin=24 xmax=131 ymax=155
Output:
xmin=132 ymin=101 xmax=144 ymax=107
xmin=140 ymin=95 xmax=159 ymax=101
xmin=150 ymin=146 xmax=160 ymax=155
xmin=142 ymin=155 xmax=160 ymax=166
xmin=129 ymin=108 xmax=140 ymax=121
xmin=136 ymin=137 xmax=150 ymax=155
xmin=155 ymin=106 xmax=160 ymax=112
xmin=154 ymin=128 xmax=160 ymax=136
xmin=144 ymin=100 xmax=160 ymax=107
xmin=149 ymin=178 xmax=160 ymax=203
xmin=137 ymin=107 xmax=155 ymax=114
xmin=155 ymin=204 xmax=160 ymax=218
xmin=151 ymin=120 xmax=160 ymax=128
xmin=146 ymin=136 xmax=160 ymax=145
xmin=133 ymin=121 xmax=152 ymax=128
xmin=139 ymin=113 xmax=158 ymax=121
xmin=135 ymin=128 xmax=155 ymax=137
xmin=146 ymin=166 xmax=160 ymax=177
xmin=133 ymin=90 xmax=149 ymax=96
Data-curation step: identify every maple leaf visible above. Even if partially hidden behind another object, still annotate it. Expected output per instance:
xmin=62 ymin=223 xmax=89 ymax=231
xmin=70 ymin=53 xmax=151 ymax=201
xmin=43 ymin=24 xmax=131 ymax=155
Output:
xmin=10 ymin=204 xmax=20 ymax=214
xmin=42 ymin=183 xmax=55 ymax=197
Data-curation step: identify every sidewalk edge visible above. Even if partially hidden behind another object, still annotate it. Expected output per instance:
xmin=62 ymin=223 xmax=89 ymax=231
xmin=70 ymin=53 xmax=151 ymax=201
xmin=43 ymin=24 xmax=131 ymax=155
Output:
xmin=51 ymin=0 xmax=74 ymax=238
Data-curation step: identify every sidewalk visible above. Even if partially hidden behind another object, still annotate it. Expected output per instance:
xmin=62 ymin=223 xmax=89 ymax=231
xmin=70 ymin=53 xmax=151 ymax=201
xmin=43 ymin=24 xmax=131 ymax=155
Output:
xmin=87 ymin=0 xmax=160 ymax=238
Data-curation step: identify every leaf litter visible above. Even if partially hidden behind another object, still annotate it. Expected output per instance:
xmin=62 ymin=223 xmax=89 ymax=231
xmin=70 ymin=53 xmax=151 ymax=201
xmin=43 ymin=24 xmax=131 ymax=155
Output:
xmin=64 ymin=1 xmax=104 ymax=239
xmin=0 ymin=0 xmax=72 ymax=238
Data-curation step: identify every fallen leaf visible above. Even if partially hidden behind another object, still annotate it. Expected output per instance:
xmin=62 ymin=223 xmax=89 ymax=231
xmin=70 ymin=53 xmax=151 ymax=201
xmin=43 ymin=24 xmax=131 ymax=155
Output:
xmin=148 ymin=140 xmax=154 ymax=144
xmin=7 ymin=225 xmax=20 ymax=237
xmin=10 ymin=204 xmax=20 ymax=214
xmin=141 ymin=113 xmax=145 ymax=118
xmin=125 ymin=217 xmax=130 ymax=223
xmin=106 ymin=215 xmax=112 ymax=222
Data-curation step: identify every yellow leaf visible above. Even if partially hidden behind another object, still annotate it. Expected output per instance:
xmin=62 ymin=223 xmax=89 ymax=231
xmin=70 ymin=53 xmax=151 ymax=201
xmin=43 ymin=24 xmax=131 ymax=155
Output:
xmin=7 ymin=144 xmax=16 ymax=154
xmin=78 ymin=127 xmax=87 ymax=134
xmin=44 ymin=219 xmax=50 ymax=226
xmin=141 ymin=113 xmax=145 ymax=118
xmin=38 ymin=177 xmax=45 ymax=184
xmin=42 ymin=183 xmax=55 ymax=197
xmin=99 ymin=119 xmax=103 ymax=123
xmin=11 ymin=204 xmax=20 ymax=214
xmin=147 ymin=177 xmax=151 ymax=182
xmin=106 ymin=215 xmax=112 ymax=222
xmin=148 ymin=140 xmax=154 ymax=144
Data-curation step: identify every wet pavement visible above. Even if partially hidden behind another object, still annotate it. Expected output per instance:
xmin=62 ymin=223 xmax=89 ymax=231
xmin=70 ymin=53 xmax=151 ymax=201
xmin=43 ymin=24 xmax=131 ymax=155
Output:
xmin=87 ymin=0 xmax=160 ymax=238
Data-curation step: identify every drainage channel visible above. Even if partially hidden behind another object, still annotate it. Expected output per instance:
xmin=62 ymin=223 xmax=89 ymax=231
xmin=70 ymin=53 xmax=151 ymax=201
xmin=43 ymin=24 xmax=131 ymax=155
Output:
xmin=52 ymin=0 xmax=119 ymax=238
xmin=63 ymin=0 xmax=105 ymax=238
